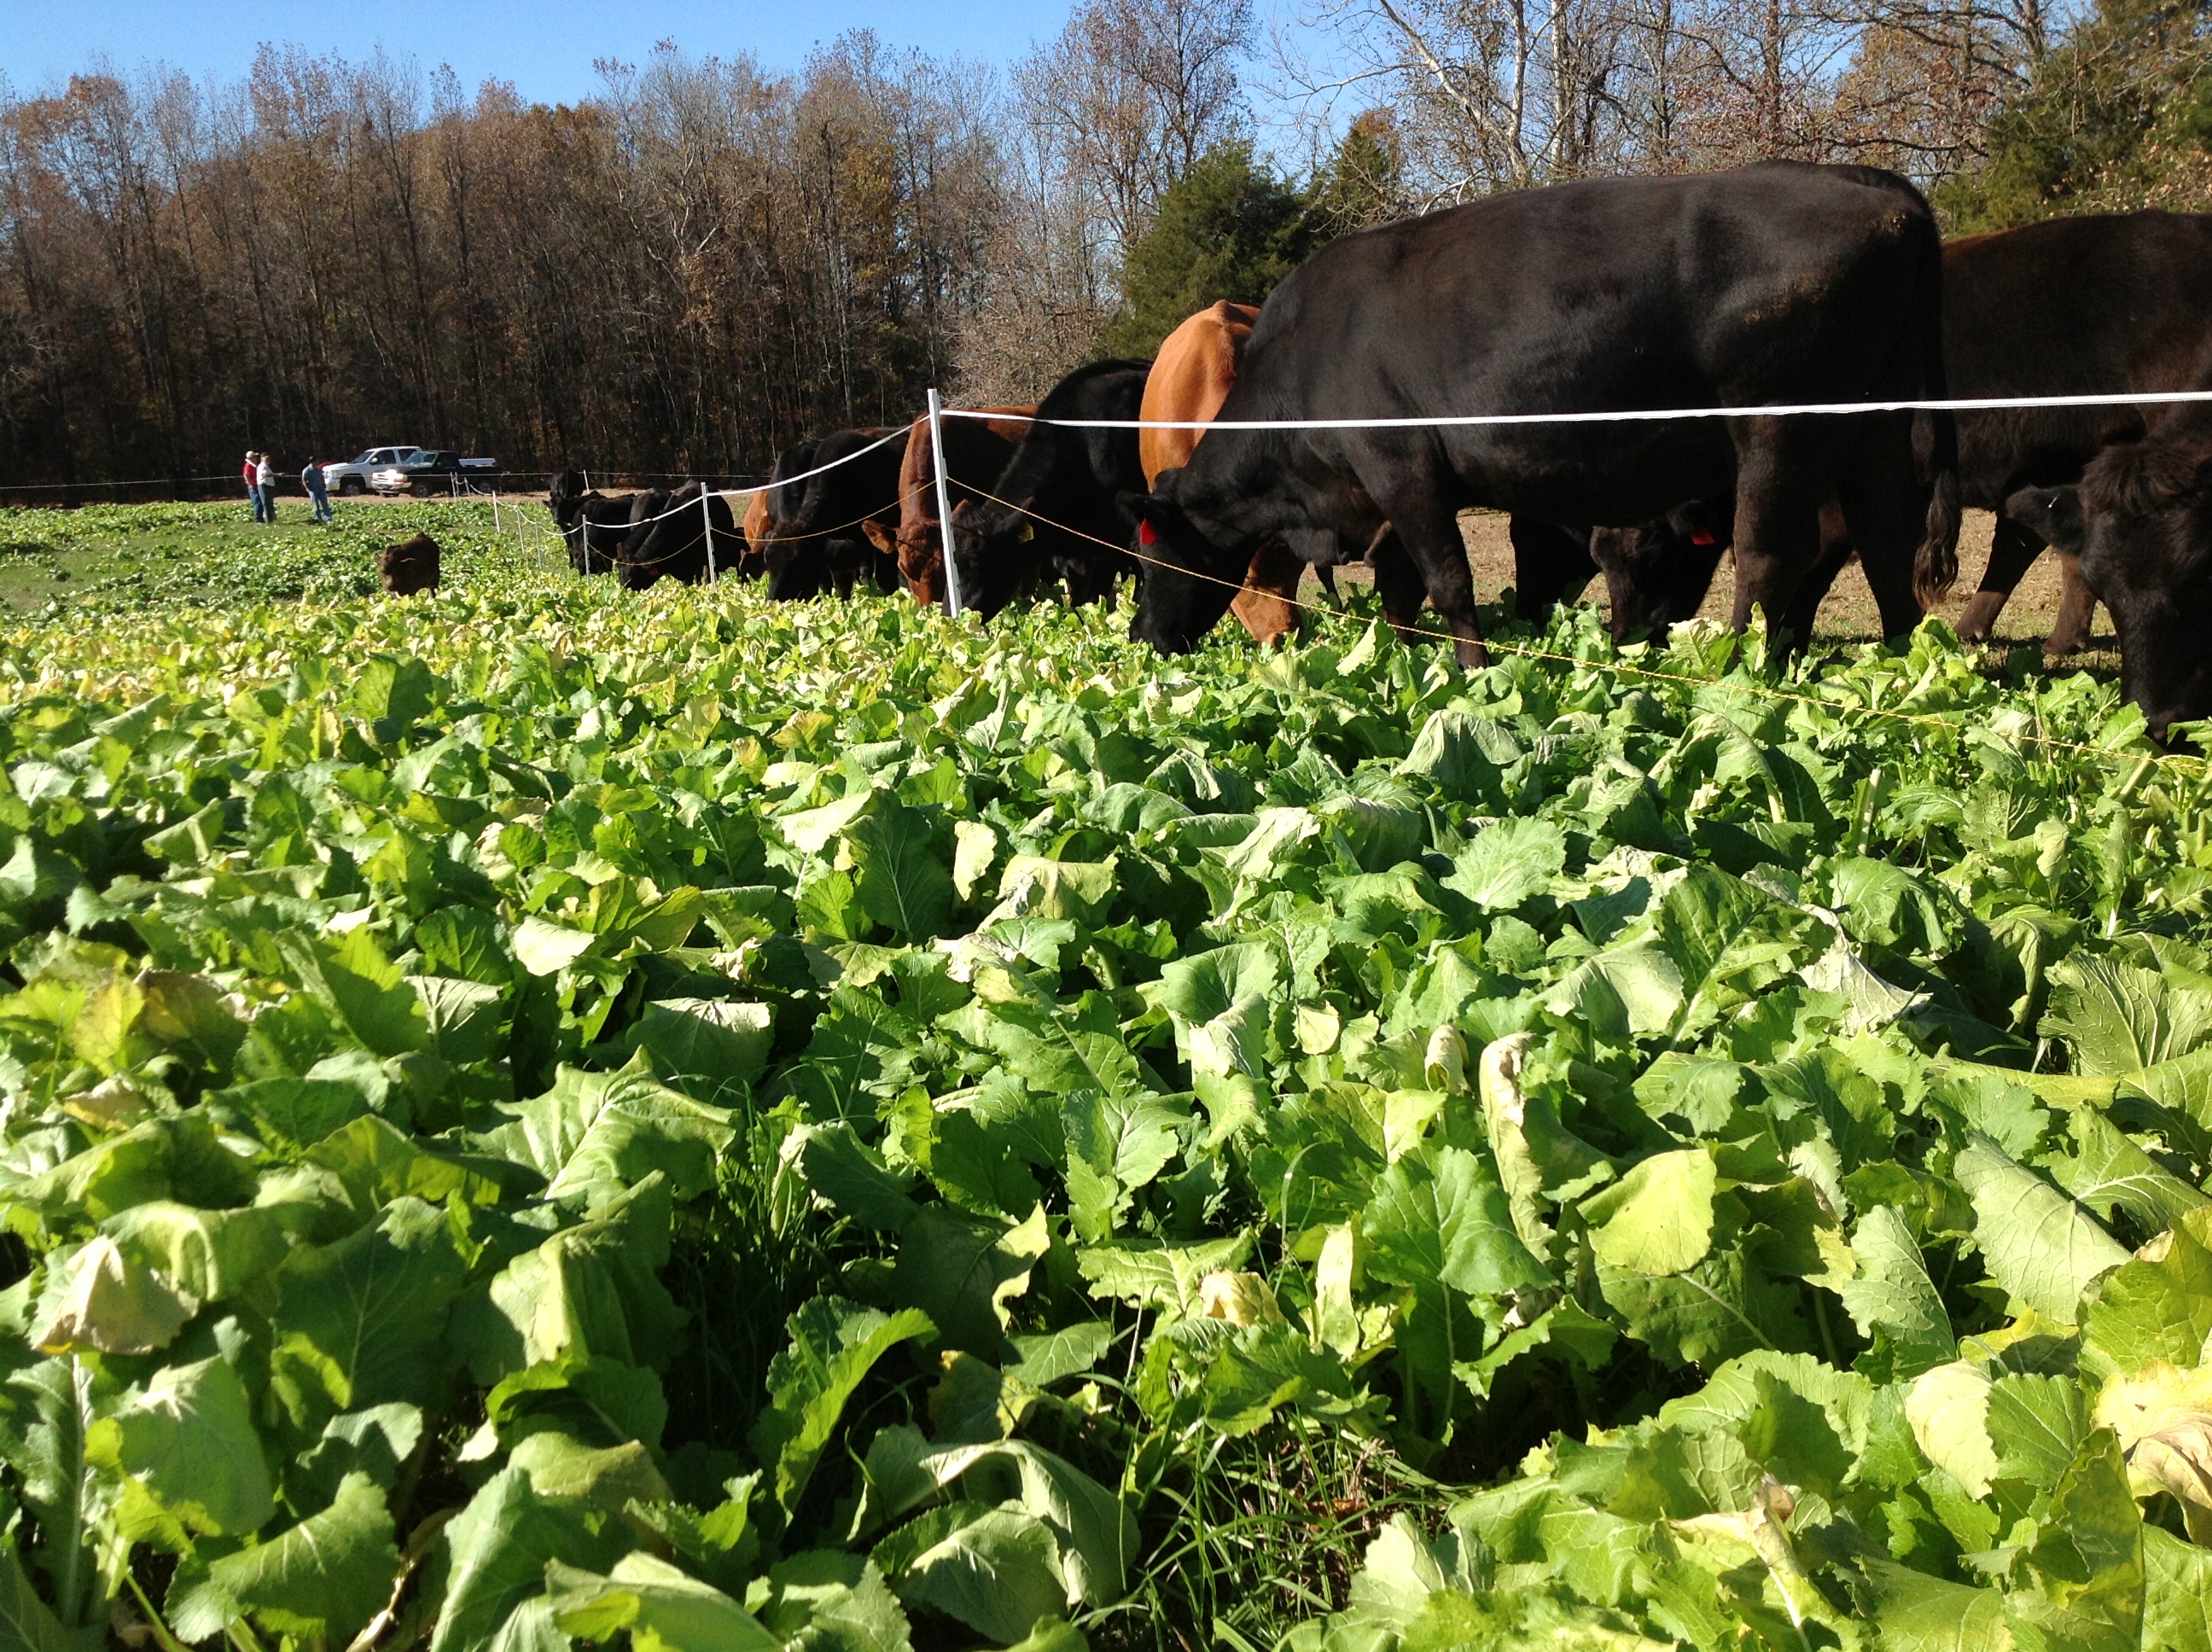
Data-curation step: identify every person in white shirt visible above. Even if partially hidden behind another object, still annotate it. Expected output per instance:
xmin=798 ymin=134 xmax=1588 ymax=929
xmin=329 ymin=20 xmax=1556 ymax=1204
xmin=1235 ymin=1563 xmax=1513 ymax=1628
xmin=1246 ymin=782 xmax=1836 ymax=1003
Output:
xmin=255 ymin=454 xmax=276 ymax=523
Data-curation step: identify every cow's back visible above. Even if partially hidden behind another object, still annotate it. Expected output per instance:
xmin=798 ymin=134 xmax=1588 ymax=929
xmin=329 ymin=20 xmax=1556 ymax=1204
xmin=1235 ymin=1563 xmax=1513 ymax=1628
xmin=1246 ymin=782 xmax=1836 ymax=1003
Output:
xmin=1947 ymin=212 xmax=2212 ymax=503
xmin=1141 ymin=302 xmax=1260 ymax=486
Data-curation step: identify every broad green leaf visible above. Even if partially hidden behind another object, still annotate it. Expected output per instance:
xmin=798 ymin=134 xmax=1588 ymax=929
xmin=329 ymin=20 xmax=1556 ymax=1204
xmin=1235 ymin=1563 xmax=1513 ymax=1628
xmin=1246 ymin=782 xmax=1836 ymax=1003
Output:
xmin=304 ymin=1114 xmax=505 ymax=1214
xmin=99 ymin=1201 xmax=291 ymax=1304
xmin=29 ymin=1236 xmax=194 ymax=1356
xmin=267 ymin=1196 xmax=467 ymax=1427
xmin=1061 ymin=1091 xmax=1187 ymax=1244
xmin=549 ymin=1552 xmax=780 ymax=1652
xmin=0 ymin=1542 xmax=100 ymax=1652
xmin=1075 ymin=1234 xmax=1254 ymax=1315
xmin=184 ymin=1472 xmax=399 ymax=1646
xmin=488 ymin=1053 xmax=735 ymax=1206
xmin=2083 ymin=1207 xmax=2212 ymax=1376
xmin=1956 ymin=1135 xmax=2129 ymax=1323
xmin=1581 ymin=1149 xmax=1716 ymax=1277
xmin=2144 ymin=1527 xmax=2212 ymax=1652
xmin=1441 ymin=818 xmax=1565 ymax=911
xmin=890 ymin=1204 xmax=1048 ymax=1355
xmin=90 ymin=1354 xmax=272 ymax=1539
xmin=748 ymin=1296 xmax=936 ymax=1516
xmin=636 ymin=998 xmax=773 ymax=1091
xmin=1837 ymin=1204 xmax=1956 ymax=1378
xmin=2046 ymin=957 xmax=2212 ymax=1074
xmin=1906 ymin=1361 xmax=2000 ymax=1498
xmin=1851 ymin=1556 xmax=2011 ymax=1652
xmin=512 ymin=917 xmax=596 ymax=976
xmin=428 ymin=1466 xmax=624 ymax=1652
xmin=876 ymin=1504 xmax=1068 ymax=1643
xmin=849 ymin=805 xmax=956 ymax=940
xmin=1362 ymin=1143 xmax=1551 ymax=1297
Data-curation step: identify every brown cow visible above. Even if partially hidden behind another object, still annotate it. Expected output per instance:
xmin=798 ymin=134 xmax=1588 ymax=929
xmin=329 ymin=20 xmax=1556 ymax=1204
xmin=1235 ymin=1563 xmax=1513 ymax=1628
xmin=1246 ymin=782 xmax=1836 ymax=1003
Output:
xmin=1141 ymin=303 xmax=1378 ymax=645
xmin=378 ymin=532 xmax=440 ymax=595
xmin=864 ymin=408 xmax=1038 ymax=606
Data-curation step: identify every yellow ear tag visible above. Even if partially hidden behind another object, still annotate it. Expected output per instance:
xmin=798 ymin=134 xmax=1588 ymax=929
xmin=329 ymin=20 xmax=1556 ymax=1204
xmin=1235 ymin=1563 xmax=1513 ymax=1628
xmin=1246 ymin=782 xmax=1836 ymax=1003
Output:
xmin=1017 ymin=521 xmax=1035 ymax=542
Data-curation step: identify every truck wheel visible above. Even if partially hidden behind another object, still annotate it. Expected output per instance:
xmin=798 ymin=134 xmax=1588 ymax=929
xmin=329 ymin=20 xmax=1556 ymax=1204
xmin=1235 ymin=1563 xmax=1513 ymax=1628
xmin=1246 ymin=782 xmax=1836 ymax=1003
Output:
xmin=341 ymin=477 xmax=364 ymax=496
xmin=410 ymin=481 xmax=430 ymax=498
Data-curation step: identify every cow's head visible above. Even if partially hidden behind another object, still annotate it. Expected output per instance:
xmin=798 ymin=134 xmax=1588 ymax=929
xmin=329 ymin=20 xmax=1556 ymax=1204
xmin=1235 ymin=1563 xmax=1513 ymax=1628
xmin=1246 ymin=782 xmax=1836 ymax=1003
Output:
xmin=548 ymin=470 xmax=586 ymax=528
xmin=947 ymin=498 xmax=1041 ymax=618
xmin=1591 ymin=501 xmax=1731 ymax=642
xmin=862 ymin=515 xmax=947 ymax=607
xmin=2008 ymin=431 xmax=2212 ymax=742
xmin=1121 ymin=471 xmax=1250 ymax=653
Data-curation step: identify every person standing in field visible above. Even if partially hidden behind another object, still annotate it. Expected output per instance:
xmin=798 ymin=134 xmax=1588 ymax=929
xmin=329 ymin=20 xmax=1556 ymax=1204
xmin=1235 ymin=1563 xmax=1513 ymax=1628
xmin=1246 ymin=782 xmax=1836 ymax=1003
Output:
xmin=243 ymin=451 xmax=265 ymax=521
xmin=256 ymin=452 xmax=276 ymax=523
xmin=303 ymin=457 xmax=333 ymax=524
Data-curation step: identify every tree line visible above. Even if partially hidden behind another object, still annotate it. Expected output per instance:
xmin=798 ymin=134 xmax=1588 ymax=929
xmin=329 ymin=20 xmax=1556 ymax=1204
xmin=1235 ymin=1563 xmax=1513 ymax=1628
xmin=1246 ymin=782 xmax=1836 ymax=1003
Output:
xmin=1 ymin=0 xmax=2204 ymax=495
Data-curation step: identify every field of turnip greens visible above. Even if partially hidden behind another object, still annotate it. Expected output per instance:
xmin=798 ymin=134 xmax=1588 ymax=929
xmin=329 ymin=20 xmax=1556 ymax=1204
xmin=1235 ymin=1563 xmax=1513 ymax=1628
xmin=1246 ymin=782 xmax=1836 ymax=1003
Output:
xmin=0 ymin=500 xmax=2209 ymax=1652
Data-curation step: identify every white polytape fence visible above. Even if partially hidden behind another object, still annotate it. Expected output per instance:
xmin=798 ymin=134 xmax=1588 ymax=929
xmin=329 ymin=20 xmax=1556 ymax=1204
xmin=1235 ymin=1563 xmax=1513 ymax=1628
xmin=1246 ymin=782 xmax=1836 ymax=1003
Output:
xmin=937 ymin=386 xmax=2212 ymax=432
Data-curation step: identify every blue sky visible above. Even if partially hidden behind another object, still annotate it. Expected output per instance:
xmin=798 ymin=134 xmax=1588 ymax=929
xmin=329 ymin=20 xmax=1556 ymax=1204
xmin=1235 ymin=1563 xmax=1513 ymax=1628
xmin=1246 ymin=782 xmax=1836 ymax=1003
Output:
xmin=1 ymin=1 xmax=1097 ymax=102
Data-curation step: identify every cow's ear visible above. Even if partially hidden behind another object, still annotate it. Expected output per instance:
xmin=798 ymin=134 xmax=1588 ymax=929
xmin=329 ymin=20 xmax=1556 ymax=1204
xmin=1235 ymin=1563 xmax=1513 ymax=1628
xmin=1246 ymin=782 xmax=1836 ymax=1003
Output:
xmin=2007 ymin=486 xmax=2086 ymax=554
xmin=863 ymin=520 xmax=895 ymax=555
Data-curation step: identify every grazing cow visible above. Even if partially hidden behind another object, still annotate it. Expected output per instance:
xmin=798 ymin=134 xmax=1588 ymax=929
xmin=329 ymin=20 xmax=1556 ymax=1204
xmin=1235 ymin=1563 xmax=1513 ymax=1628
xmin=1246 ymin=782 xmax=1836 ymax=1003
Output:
xmin=764 ymin=429 xmax=904 ymax=601
xmin=1138 ymin=303 xmax=1573 ymax=644
xmin=1597 ymin=212 xmax=2212 ymax=656
xmin=1124 ymin=163 xmax=1959 ymax=666
xmin=618 ymin=482 xmax=742 ymax=590
xmin=741 ymin=440 xmax=816 ymax=585
xmin=1139 ymin=304 xmax=1346 ymax=645
xmin=2005 ymin=400 xmax=2212 ymax=739
xmin=861 ymin=408 xmax=1037 ymax=606
xmin=946 ymin=360 xmax=1153 ymax=616
xmin=379 ymin=532 xmax=440 ymax=596
xmin=547 ymin=469 xmax=637 ymax=575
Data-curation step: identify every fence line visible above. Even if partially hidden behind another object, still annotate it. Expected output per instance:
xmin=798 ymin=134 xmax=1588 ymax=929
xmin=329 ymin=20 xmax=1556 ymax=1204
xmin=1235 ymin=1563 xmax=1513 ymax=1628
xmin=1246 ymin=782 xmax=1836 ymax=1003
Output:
xmin=937 ymin=386 xmax=2212 ymax=433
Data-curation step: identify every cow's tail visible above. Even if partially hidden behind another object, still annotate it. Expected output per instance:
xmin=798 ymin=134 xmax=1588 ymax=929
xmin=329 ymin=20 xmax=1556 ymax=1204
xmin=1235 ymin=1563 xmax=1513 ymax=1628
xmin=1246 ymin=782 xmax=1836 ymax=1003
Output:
xmin=1912 ymin=223 xmax=1962 ymax=609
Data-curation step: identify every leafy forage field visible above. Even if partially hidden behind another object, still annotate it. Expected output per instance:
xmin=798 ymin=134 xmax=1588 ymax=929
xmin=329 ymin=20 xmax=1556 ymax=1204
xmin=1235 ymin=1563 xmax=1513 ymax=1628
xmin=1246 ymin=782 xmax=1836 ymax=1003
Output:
xmin=0 ymin=503 xmax=2208 ymax=1651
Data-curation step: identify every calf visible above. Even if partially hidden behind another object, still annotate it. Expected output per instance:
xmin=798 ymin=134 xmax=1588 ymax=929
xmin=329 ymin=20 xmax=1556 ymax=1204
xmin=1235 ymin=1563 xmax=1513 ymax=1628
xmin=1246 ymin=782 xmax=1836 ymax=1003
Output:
xmin=862 ymin=408 xmax=1037 ymax=606
xmin=947 ymin=359 xmax=1152 ymax=616
xmin=2007 ymin=402 xmax=2212 ymax=740
xmin=764 ymin=429 xmax=904 ymax=601
xmin=378 ymin=532 xmax=440 ymax=596
xmin=1125 ymin=163 xmax=1958 ymax=666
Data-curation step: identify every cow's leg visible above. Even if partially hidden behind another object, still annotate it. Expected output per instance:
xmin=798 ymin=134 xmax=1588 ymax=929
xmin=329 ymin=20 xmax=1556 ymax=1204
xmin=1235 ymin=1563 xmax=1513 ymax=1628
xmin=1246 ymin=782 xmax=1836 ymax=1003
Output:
xmin=1315 ymin=561 xmax=1341 ymax=606
xmin=1375 ymin=494 xmax=1485 ymax=668
xmin=1366 ymin=528 xmax=1427 ymax=639
xmin=1729 ymin=420 xmax=1827 ymax=646
xmin=1775 ymin=502 xmax=1855 ymax=643
xmin=2045 ymin=551 xmax=2098 ymax=660
xmin=1509 ymin=515 xmax=1598 ymax=617
xmin=1957 ymin=515 xmax=2044 ymax=643
xmin=1834 ymin=417 xmax=1930 ymax=645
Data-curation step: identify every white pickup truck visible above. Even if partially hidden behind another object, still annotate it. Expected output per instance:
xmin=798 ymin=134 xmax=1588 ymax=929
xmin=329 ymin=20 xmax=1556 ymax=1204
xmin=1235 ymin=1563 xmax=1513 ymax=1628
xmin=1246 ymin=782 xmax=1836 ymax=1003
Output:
xmin=323 ymin=445 xmax=498 ymax=495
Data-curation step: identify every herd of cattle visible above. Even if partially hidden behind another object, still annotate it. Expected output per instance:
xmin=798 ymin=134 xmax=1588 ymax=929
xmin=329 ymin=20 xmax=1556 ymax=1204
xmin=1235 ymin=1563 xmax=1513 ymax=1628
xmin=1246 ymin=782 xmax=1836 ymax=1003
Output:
xmin=540 ymin=161 xmax=2212 ymax=739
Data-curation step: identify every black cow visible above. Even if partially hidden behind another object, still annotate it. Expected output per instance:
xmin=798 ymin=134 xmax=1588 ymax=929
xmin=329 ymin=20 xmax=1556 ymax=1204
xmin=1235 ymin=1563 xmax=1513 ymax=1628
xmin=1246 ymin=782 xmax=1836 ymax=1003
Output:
xmin=2007 ymin=398 xmax=2212 ymax=740
xmin=1597 ymin=212 xmax=2212 ymax=657
xmin=948 ymin=358 xmax=1154 ymax=616
xmin=1121 ymin=162 xmax=1959 ymax=666
xmin=618 ymin=482 xmax=742 ymax=590
xmin=548 ymin=469 xmax=638 ymax=575
xmin=740 ymin=440 xmax=818 ymax=581
xmin=763 ymin=428 xmax=903 ymax=601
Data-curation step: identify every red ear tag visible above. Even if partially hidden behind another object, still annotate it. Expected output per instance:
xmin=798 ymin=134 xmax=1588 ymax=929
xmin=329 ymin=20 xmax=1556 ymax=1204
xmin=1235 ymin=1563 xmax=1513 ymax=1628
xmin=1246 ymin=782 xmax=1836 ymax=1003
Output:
xmin=1138 ymin=518 xmax=1159 ymax=546
xmin=1691 ymin=529 xmax=1717 ymax=546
